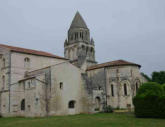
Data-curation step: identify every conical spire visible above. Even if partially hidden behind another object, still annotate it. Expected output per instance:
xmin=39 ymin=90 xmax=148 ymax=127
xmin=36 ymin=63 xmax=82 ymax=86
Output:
xmin=70 ymin=11 xmax=88 ymax=29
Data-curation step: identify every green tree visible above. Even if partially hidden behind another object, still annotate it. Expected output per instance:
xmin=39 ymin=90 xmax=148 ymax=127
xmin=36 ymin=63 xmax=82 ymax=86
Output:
xmin=152 ymin=71 xmax=165 ymax=84
xmin=141 ymin=71 xmax=165 ymax=85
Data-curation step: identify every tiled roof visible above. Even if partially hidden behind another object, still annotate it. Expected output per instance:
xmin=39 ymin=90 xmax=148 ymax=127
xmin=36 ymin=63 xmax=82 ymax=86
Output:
xmin=87 ymin=60 xmax=141 ymax=71
xmin=0 ymin=44 xmax=67 ymax=60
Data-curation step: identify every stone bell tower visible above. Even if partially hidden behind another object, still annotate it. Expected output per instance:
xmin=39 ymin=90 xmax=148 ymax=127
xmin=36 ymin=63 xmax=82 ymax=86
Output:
xmin=64 ymin=12 xmax=97 ymax=67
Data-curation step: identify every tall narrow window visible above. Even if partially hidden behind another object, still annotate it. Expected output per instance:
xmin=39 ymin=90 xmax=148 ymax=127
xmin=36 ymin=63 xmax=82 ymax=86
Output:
xmin=82 ymin=32 xmax=84 ymax=39
xmin=2 ymin=58 xmax=5 ymax=68
xmin=124 ymin=83 xmax=127 ymax=96
xmin=71 ymin=35 xmax=73 ymax=40
xmin=60 ymin=82 xmax=63 ymax=89
xmin=85 ymin=31 xmax=88 ymax=40
xmin=21 ymin=99 xmax=25 ymax=111
xmin=2 ymin=75 xmax=5 ymax=90
xmin=111 ymin=84 xmax=114 ymax=96
xmin=24 ymin=57 xmax=30 ymax=69
xmin=77 ymin=32 xmax=79 ymax=39
xmin=86 ymin=47 xmax=88 ymax=53
xmin=80 ymin=32 xmax=82 ymax=38
xmin=75 ymin=32 xmax=78 ymax=40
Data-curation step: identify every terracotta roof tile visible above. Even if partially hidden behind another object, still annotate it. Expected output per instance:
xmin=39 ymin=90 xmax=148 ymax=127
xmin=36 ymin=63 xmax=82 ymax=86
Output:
xmin=87 ymin=60 xmax=141 ymax=71
xmin=0 ymin=44 xmax=67 ymax=60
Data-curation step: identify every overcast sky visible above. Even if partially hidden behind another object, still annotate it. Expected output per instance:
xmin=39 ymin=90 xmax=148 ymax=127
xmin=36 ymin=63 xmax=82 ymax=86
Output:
xmin=0 ymin=0 xmax=165 ymax=76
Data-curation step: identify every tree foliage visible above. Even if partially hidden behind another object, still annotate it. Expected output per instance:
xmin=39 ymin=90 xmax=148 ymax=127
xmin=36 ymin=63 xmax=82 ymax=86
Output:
xmin=136 ymin=82 xmax=164 ymax=97
xmin=141 ymin=71 xmax=165 ymax=85
xmin=152 ymin=71 xmax=165 ymax=84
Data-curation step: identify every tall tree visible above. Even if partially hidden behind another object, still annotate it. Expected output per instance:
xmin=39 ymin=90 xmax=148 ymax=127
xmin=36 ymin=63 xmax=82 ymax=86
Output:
xmin=152 ymin=71 xmax=165 ymax=84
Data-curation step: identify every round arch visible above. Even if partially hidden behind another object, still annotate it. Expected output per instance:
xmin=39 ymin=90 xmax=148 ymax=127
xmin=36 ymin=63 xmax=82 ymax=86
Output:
xmin=120 ymin=80 xmax=131 ymax=96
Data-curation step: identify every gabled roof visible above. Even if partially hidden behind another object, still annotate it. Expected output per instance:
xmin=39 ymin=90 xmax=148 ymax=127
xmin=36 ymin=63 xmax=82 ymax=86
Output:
xmin=70 ymin=11 xmax=88 ymax=29
xmin=0 ymin=44 xmax=67 ymax=60
xmin=87 ymin=60 xmax=141 ymax=71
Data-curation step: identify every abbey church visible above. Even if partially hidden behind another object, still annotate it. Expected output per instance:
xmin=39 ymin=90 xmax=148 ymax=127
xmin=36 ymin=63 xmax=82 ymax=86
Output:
xmin=0 ymin=12 xmax=146 ymax=117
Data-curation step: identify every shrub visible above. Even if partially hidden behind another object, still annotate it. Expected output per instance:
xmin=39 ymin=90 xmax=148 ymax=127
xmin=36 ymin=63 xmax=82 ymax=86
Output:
xmin=133 ymin=82 xmax=165 ymax=118
xmin=136 ymin=82 xmax=164 ymax=97
xmin=103 ymin=105 xmax=113 ymax=113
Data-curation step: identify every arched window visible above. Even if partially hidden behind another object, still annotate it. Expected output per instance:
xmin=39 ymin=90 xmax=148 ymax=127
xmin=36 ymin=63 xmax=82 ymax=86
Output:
xmin=2 ymin=58 xmax=5 ymax=68
xmin=75 ymin=32 xmax=78 ymax=40
xmin=71 ymin=35 xmax=73 ymax=40
xmin=90 ymin=47 xmax=93 ymax=52
xmin=24 ymin=57 xmax=30 ymax=68
xmin=111 ymin=84 xmax=114 ymax=96
xmin=68 ymin=100 xmax=76 ymax=109
xmin=82 ymin=32 xmax=84 ymax=39
xmin=85 ymin=31 xmax=88 ymax=40
xmin=21 ymin=99 xmax=25 ymax=111
xmin=124 ymin=83 xmax=127 ymax=96
xmin=86 ymin=31 xmax=88 ymax=36
xmin=2 ymin=75 xmax=5 ymax=90
xmin=86 ymin=47 xmax=88 ymax=53
xmin=80 ymin=32 xmax=82 ymax=38
xmin=82 ymin=45 xmax=85 ymax=50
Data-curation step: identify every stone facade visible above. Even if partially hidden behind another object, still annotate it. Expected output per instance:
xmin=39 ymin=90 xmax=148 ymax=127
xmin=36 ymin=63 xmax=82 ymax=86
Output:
xmin=0 ymin=12 xmax=146 ymax=117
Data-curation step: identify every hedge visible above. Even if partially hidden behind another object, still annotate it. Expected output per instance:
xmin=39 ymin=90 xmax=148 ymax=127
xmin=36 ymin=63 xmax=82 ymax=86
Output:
xmin=133 ymin=82 xmax=165 ymax=118
xmin=133 ymin=95 xmax=165 ymax=118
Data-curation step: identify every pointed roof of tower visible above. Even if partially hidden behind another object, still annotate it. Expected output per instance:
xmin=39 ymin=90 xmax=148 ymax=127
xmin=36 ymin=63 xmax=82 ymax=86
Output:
xmin=70 ymin=11 xmax=88 ymax=29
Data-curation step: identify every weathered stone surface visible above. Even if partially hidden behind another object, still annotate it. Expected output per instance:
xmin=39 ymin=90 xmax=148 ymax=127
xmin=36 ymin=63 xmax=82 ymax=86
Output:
xmin=0 ymin=12 xmax=146 ymax=117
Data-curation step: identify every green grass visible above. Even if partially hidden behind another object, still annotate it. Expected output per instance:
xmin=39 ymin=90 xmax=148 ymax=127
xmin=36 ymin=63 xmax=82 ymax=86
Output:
xmin=0 ymin=113 xmax=165 ymax=127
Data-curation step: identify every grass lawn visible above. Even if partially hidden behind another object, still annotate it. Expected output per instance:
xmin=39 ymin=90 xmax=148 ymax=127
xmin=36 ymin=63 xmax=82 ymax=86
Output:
xmin=0 ymin=113 xmax=165 ymax=127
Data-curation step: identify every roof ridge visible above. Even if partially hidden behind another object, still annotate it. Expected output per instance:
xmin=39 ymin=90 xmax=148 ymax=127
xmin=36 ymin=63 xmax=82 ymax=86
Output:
xmin=0 ymin=43 xmax=53 ymax=54
xmin=0 ymin=43 xmax=67 ymax=60
xmin=87 ymin=59 xmax=141 ymax=71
